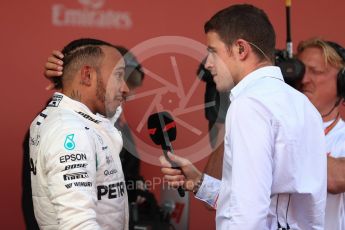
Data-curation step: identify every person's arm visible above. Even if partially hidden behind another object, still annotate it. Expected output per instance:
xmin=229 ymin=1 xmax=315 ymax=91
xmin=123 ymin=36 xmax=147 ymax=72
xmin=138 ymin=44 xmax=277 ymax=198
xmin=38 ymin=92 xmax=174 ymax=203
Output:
xmin=44 ymin=50 xmax=64 ymax=90
xmin=225 ymin=97 xmax=273 ymax=229
xmin=160 ymin=152 xmax=202 ymax=192
xmin=160 ymin=152 xmax=220 ymax=208
xmin=327 ymin=155 xmax=345 ymax=194
xmin=43 ymin=126 xmax=100 ymax=229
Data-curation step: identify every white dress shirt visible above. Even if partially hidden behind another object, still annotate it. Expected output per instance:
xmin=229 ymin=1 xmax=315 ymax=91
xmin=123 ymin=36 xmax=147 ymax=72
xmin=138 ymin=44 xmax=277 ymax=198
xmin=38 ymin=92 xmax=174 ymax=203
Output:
xmin=324 ymin=119 xmax=345 ymax=230
xmin=196 ymin=66 xmax=327 ymax=230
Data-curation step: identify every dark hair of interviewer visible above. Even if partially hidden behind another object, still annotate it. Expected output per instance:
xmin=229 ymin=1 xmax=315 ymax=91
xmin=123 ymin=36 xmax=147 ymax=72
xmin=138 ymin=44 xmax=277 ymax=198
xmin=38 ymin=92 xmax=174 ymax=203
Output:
xmin=204 ymin=4 xmax=276 ymax=61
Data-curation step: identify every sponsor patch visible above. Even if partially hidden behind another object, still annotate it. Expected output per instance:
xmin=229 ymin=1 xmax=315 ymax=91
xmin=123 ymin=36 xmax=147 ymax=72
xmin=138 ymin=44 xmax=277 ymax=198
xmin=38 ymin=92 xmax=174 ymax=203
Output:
xmin=60 ymin=153 xmax=87 ymax=163
xmin=30 ymin=135 xmax=40 ymax=146
xmin=97 ymin=182 xmax=125 ymax=200
xmin=62 ymin=163 xmax=88 ymax=171
xmin=104 ymin=169 xmax=117 ymax=176
xmin=64 ymin=134 xmax=75 ymax=150
xmin=65 ymin=182 xmax=93 ymax=189
xmin=48 ymin=94 xmax=63 ymax=107
xmin=96 ymin=134 xmax=108 ymax=151
xmin=74 ymin=182 xmax=92 ymax=187
xmin=77 ymin=111 xmax=101 ymax=124
xmin=63 ymin=172 xmax=89 ymax=181
xmin=65 ymin=183 xmax=72 ymax=189
xmin=106 ymin=155 xmax=114 ymax=164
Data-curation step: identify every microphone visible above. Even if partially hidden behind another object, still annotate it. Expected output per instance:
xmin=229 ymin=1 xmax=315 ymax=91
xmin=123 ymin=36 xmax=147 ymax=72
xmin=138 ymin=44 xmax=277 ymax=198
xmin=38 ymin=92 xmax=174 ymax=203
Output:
xmin=147 ymin=111 xmax=185 ymax=197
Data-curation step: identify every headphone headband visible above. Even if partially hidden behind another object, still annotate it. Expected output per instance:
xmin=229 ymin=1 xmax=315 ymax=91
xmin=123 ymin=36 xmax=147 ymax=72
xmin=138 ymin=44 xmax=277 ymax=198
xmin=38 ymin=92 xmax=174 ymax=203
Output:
xmin=326 ymin=41 xmax=345 ymax=62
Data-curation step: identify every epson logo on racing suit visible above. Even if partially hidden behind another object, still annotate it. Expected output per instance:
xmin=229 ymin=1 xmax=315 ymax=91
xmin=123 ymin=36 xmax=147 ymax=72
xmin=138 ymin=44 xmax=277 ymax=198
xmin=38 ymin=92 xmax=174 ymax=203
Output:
xmin=60 ymin=153 xmax=87 ymax=163
xmin=63 ymin=172 xmax=89 ymax=181
xmin=104 ymin=169 xmax=117 ymax=176
xmin=97 ymin=182 xmax=125 ymax=200
xmin=62 ymin=163 xmax=88 ymax=171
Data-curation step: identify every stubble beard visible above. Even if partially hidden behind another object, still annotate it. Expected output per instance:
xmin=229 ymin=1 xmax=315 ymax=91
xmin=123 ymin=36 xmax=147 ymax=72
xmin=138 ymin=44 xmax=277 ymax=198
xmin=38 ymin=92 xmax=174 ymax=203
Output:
xmin=96 ymin=76 xmax=108 ymax=115
xmin=96 ymin=76 xmax=106 ymax=103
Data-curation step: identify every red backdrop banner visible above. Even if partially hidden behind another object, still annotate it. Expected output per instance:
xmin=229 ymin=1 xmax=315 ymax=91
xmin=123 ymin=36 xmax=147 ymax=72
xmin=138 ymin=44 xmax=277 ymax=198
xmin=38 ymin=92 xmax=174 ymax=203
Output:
xmin=1 ymin=0 xmax=344 ymax=229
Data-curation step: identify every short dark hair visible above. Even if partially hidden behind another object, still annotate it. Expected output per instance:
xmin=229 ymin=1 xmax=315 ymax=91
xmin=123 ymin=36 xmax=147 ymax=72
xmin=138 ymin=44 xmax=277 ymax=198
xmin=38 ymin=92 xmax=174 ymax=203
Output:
xmin=204 ymin=4 xmax=276 ymax=61
xmin=54 ymin=38 xmax=116 ymax=89
xmin=61 ymin=38 xmax=115 ymax=55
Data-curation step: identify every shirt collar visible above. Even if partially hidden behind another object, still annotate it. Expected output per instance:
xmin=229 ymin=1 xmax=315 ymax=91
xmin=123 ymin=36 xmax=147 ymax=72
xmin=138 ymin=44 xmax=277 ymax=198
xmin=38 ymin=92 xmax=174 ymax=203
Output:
xmin=229 ymin=66 xmax=283 ymax=101
xmin=50 ymin=92 xmax=107 ymax=124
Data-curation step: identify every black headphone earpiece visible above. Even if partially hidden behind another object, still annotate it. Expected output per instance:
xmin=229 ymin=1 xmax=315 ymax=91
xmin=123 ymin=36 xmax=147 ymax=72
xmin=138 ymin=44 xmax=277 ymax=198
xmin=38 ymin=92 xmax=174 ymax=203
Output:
xmin=239 ymin=45 xmax=244 ymax=54
xmin=326 ymin=41 xmax=345 ymax=100
xmin=337 ymin=68 xmax=345 ymax=100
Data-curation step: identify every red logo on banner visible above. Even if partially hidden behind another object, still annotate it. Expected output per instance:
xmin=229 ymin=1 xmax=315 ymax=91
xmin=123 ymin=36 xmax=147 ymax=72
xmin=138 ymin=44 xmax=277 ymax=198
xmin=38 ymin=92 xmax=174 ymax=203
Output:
xmin=51 ymin=0 xmax=132 ymax=29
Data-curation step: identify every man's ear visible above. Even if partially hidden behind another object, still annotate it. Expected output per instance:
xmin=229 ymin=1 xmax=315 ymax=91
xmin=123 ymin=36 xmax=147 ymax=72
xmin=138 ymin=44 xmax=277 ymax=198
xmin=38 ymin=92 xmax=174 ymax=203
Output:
xmin=236 ymin=39 xmax=250 ymax=60
xmin=80 ymin=66 xmax=94 ymax=86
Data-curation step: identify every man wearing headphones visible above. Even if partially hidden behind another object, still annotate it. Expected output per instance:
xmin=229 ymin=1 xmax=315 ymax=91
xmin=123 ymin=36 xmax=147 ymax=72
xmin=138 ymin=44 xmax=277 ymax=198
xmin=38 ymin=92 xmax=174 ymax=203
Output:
xmin=297 ymin=38 xmax=345 ymax=230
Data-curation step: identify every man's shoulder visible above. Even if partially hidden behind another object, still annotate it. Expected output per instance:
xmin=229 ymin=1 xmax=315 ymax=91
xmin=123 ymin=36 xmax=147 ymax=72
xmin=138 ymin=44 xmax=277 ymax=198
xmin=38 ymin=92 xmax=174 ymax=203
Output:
xmin=245 ymin=78 xmax=311 ymax=107
xmin=232 ymin=81 xmax=321 ymax=123
xmin=30 ymin=108 xmax=97 ymax=152
xmin=30 ymin=107 xmax=89 ymax=134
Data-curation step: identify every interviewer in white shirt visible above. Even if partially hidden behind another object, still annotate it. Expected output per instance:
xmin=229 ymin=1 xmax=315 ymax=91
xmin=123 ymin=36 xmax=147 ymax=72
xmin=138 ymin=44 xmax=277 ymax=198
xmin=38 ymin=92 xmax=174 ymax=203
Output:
xmin=160 ymin=4 xmax=327 ymax=230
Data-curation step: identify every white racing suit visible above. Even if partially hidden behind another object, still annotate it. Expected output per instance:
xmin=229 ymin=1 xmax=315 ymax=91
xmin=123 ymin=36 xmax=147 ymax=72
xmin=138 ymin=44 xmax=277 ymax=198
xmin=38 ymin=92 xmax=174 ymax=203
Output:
xmin=29 ymin=93 xmax=129 ymax=230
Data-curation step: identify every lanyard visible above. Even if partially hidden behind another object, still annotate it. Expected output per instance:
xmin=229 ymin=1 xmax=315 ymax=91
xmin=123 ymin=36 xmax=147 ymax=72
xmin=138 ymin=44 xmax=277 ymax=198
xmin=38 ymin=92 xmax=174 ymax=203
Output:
xmin=324 ymin=113 xmax=340 ymax=136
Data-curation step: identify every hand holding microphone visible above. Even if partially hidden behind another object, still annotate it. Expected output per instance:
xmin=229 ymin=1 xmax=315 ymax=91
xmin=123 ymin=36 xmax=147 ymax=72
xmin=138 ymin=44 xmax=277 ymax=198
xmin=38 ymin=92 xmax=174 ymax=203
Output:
xmin=148 ymin=112 xmax=202 ymax=196
xmin=160 ymin=152 xmax=203 ymax=193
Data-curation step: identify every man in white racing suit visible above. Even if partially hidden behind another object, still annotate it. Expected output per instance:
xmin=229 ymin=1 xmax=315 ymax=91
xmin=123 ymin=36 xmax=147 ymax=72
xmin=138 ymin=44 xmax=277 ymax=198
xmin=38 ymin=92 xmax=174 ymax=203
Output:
xmin=29 ymin=38 xmax=129 ymax=229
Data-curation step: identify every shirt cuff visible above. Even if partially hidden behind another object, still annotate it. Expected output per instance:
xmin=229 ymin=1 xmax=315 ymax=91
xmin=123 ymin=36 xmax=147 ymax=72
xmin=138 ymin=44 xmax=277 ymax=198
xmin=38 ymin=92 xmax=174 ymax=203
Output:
xmin=194 ymin=174 xmax=221 ymax=209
